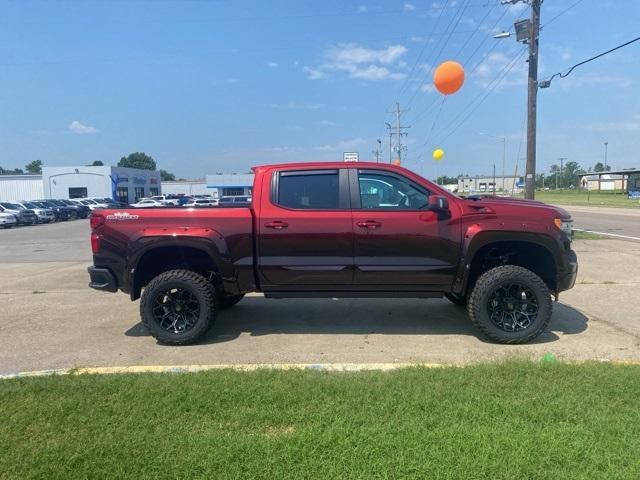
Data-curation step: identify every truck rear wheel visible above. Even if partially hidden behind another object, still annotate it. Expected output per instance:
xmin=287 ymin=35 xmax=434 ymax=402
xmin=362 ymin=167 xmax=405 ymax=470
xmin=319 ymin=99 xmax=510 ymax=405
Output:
xmin=140 ymin=269 xmax=217 ymax=345
xmin=467 ymin=265 xmax=552 ymax=344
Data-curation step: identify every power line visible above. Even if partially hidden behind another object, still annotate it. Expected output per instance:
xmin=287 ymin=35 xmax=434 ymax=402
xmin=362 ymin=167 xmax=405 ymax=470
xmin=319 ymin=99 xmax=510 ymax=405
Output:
xmin=407 ymin=6 xmax=514 ymax=125
xmin=540 ymin=35 xmax=640 ymax=88
xmin=428 ymin=47 xmax=528 ymax=149
xmin=405 ymin=0 xmax=474 ymax=107
xmin=543 ymin=0 xmax=586 ymax=28
xmin=397 ymin=0 xmax=451 ymax=97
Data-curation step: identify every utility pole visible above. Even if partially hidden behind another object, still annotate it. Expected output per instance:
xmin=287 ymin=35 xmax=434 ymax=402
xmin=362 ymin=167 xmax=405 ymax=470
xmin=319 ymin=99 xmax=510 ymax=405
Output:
xmin=386 ymin=102 xmax=410 ymax=164
xmin=558 ymin=157 xmax=566 ymax=189
xmin=604 ymin=141 xmax=608 ymax=170
xmin=498 ymin=0 xmax=541 ymax=200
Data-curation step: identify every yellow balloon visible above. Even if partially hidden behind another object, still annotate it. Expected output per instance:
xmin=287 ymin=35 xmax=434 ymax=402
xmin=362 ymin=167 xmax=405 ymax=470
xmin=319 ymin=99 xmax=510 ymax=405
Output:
xmin=433 ymin=148 xmax=445 ymax=161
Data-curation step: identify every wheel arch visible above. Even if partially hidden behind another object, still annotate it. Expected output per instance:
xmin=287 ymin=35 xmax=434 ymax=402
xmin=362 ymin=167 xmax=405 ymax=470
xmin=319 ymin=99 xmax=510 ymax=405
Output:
xmin=455 ymin=231 xmax=563 ymax=296
xmin=129 ymin=238 xmax=229 ymax=300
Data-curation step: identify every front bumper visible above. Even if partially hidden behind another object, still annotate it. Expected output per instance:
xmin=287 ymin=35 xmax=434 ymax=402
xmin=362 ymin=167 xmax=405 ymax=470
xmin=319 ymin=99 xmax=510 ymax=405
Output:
xmin=557 ymin=248 xmax=578 ymax=292
xmin=0 ymin=217 xmax=17 ymax=226
xmin=88 ymin=267 xmax=118 ymax=292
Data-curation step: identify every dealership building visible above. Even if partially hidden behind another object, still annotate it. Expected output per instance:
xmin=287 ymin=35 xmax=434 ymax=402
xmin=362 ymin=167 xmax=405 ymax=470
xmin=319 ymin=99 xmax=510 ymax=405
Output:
xmin=42 ymin=166 xmax=161 ymax=203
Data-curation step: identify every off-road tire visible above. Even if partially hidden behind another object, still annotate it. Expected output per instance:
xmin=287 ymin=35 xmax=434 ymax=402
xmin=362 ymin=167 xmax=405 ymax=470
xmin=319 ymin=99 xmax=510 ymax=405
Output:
xmin=445 ymin=292 xmax=467 ymax=307
xmin=219 ymin=294 xmax=245 ymax=310
xmin=467 ymin=265 xmax=552 ymax=344
xmin=140 ymin=269 xmax=217 ymax=345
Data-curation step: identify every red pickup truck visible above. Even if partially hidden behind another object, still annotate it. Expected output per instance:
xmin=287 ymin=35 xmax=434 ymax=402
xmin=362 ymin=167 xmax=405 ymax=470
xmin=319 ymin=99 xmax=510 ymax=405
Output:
xmin=88 ymin=162 xmax=577 ymax=345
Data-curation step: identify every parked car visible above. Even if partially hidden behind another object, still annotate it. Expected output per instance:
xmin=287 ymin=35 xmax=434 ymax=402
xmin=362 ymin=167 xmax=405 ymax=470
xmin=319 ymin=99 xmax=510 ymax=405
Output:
xmin=184 ymin=198 xmax=218 ymax=207
xmin=0 ymin=211 xmax=18 ymax=228
xmin=0 ymin=202 xmax=38 ymax=225
xmin=103 ymin=201 xmax=131 ymax=208
xmin=14 ymin=201 xmax=55 ymax=223
xmin=88 ymin=161 xmax=577 ymax=346
xmin=58 ymin=199 xmax=91 ymax=218
xmin=70 ymin=198 xmax=108 ymax=210
xmin=218 ymin=195 xmax=252 ymax=207
xmin=130 ymin=198 xmax=167 ymax=208
xmin=33 ymin=200 xmax=72 ymax=221
xmin=151 ymin=195 xmax=182 ymax=206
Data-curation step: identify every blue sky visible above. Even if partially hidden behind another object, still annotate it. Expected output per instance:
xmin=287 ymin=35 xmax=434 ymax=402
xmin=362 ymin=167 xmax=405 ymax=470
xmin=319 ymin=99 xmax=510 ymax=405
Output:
xmin=1 ymin=0 xmax=639 ymax=179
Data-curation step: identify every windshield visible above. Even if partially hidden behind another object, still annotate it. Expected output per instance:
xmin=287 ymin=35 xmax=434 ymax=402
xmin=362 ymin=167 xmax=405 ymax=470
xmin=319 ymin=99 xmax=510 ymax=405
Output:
xmin=0 ymin=202 xmax=23 ymax=210
xmin=23 ymin=202 xmax=38 ymax=209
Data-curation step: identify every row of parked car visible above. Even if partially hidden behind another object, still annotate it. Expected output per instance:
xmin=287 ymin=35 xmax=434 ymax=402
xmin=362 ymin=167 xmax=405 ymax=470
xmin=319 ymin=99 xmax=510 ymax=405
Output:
xmin=0 ymin=194 xmax=254 ymax=228
xmin=0 ymin=197 xmax=128 ymax=229
xmin=129 ymin=194 xmax=252 ymax=208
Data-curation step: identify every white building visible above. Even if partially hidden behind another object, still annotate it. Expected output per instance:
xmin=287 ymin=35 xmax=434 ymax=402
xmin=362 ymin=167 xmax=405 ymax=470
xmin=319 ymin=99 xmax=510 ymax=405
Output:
xmin=161 ymin=180 xmax=208 ymax=196
xmin=205 ymin=173 xmax=254 ymax=197
xmin=0 ymin=175 xmax=44 ymax=201
xmin=458 ymin=175 xmax=522 ymax=193
xmin=42 ymin=166 xmax=161 ymax=203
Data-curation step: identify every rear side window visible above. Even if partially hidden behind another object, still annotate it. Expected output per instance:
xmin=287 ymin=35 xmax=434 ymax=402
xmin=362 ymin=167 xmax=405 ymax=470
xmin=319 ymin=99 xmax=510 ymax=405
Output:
xmin=276 ymin=170 xmax=340 ymax=209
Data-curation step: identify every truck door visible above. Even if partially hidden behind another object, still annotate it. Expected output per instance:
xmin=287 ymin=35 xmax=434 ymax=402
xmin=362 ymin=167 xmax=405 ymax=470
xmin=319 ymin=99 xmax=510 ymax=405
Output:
xmin=350 ymin=168 xmax=461 ymax=290
xmin=257 ymin=168 xmax=353 ymax=288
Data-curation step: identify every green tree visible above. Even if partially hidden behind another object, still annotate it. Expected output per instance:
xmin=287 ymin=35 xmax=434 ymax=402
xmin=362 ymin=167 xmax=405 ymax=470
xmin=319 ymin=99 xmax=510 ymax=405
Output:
xmin=593 ymin=162 xmax=611 ymax=172
xmin=159 ymin=169 xmax=176 ymax=181
xmin=25 ymin=160 xmax=43 ymax=174
xmin=0 ymin=166 xmax=24 ymax=175
xmin=549 ymin=161 xmax=585 ymax=189
xmin=89 ymin=160 xmax=104 ymax=166
xmin=117 ymin=152 xmax=156 ymax=170
xmin=435 ymin=175 xmax=461 ymax=185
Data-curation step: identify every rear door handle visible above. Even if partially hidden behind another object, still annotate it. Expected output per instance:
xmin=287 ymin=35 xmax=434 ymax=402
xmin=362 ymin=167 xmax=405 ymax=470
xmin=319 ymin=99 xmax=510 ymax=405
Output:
xmin=356 ymin=220 xmax=382 ymax=229
xmin=265 ymin=221 xmax=288 ymax=229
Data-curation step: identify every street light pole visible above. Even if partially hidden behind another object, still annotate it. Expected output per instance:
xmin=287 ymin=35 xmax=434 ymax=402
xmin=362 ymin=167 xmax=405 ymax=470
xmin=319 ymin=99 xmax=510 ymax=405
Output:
xmin=604 ymin=141 xmax=608 ymax=170
xmin=479 ymin=133 xmax=507 ymax=192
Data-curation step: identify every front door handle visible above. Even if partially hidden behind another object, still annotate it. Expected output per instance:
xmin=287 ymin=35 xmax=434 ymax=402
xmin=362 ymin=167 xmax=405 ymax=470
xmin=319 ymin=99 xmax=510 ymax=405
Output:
xmin=265 ymin=221 xmax=288 ymax=230
xmin=356 ymin=220 xmax=382 ymax=229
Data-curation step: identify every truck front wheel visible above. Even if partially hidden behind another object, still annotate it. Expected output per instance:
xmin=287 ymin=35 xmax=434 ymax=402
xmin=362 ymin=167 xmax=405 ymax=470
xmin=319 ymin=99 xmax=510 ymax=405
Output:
xmin=140 ymin=269 xmax=217 ymax=345
xmin=467 ymin=265 xmax=552 ymax=344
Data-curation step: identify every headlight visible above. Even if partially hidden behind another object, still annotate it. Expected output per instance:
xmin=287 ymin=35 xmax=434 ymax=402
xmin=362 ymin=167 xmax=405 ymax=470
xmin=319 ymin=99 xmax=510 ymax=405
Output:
xmin=554 ymin=218 xmax=573 ymax=236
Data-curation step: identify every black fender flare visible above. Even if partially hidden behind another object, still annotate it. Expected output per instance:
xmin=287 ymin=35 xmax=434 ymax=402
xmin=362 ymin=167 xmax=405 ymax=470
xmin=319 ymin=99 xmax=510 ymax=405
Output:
xmin=127 ymin=233 xmax=234 ymax=298
xmin=452 ymin=229 xmax=564 ymax=295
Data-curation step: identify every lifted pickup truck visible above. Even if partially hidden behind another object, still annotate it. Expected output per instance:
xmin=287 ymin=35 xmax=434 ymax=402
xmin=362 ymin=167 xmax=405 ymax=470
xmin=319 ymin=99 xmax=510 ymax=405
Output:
xmin=88 ymin=162 xmax=577 ymax=345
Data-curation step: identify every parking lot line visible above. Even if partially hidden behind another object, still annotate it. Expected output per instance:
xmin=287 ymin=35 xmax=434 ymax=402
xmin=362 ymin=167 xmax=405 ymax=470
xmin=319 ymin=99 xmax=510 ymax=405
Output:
xmin=573 ymin=228 xmax=640 ymax=242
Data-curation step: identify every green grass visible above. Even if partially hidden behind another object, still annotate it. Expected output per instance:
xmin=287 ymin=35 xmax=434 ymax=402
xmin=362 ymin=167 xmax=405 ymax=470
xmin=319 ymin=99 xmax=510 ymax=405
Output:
xmin=527 ymin=190 xmax=640 ymax=208
xmin=572 ymin=230 xmax=608 ymax=240
xmin=1 ymin=362 xmax=639 ymax=479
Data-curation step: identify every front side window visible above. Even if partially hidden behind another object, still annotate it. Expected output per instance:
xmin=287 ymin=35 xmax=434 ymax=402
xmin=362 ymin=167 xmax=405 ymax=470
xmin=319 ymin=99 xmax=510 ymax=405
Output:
xmin=276 ymin=170 xmax=339 ymax=209
xmin=358 ymin=171 xmax=429 ymax=210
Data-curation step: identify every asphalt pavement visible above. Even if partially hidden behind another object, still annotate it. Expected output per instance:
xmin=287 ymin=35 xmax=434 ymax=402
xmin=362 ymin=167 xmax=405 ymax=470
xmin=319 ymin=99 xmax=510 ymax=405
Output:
xmin=555 ymin=205 xmax=640 ymax=241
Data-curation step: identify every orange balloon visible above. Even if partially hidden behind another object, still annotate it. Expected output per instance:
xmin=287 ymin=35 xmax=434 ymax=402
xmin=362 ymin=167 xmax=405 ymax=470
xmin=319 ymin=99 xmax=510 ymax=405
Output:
xmin=392 ymin=159 xmax=401 ymax=166
xmin=433 ymin=60 xmax=465 ymax=95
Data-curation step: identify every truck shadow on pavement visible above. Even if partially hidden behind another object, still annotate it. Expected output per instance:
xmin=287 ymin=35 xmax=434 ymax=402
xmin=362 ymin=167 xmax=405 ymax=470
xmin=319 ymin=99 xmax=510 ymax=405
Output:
xmin=125 ymin=297 xmax=588 ymax=346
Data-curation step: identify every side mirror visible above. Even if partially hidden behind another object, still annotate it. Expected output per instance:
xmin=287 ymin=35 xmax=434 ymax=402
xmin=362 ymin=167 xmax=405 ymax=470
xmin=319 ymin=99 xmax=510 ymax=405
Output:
xmin=427 ymin=195 xmax=449 ymax=211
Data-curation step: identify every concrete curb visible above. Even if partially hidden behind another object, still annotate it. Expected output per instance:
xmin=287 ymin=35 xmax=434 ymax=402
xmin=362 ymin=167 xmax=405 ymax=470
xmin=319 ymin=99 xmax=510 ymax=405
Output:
xmin=3 ymin=360 xmax=640 ymax=380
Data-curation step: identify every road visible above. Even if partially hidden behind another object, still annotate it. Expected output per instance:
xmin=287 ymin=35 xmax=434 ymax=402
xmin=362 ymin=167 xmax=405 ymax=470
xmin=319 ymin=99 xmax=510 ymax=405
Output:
xmin=555 ymin=205 xmax=640 ymax=241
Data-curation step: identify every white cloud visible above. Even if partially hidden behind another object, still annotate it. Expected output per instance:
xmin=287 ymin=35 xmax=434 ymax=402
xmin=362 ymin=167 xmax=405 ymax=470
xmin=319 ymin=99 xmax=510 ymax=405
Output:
xmin=226 ymin=78 xmax=239 ymax=84
xmin=68 ymin=120 xmax=99 ymax=135
xmin=267 ymin=62 xmax=278 ymax=68
xmin=404 ymin=3 xmax=416 ymax=11
xmin=318 ymin=119 xmax=338 ymax=127
xmin=302 ymin=66 xmax=328 ymax=80
xmin=303 ymin=43 xmax=408 ymax=82
xmin=358 ymin=5 xmax=368 ymax=12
